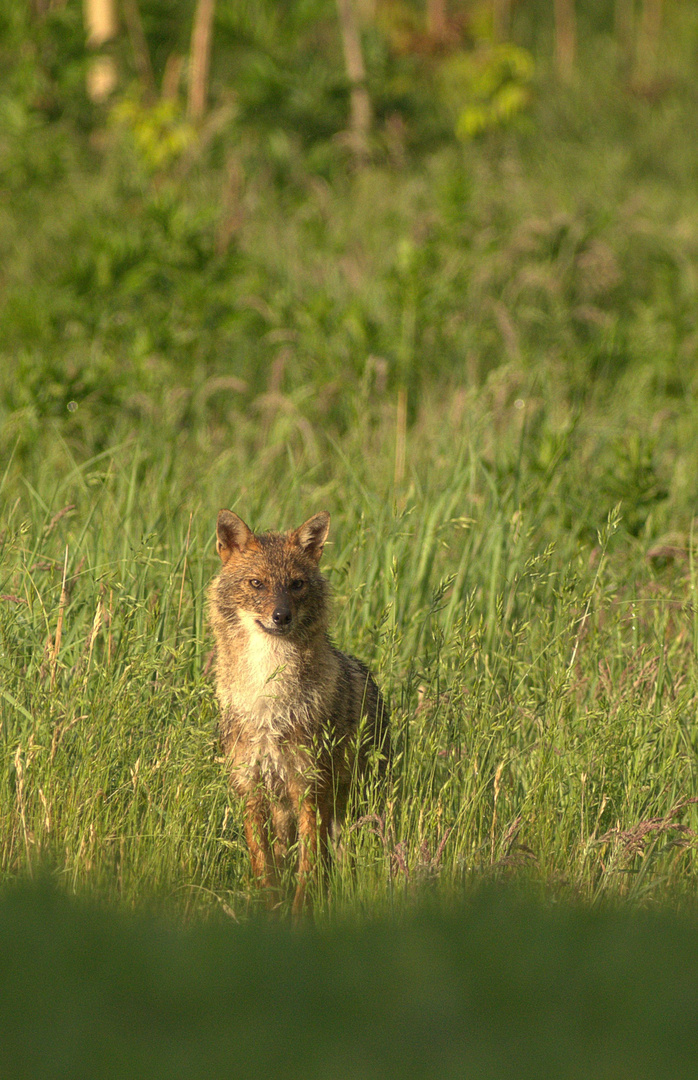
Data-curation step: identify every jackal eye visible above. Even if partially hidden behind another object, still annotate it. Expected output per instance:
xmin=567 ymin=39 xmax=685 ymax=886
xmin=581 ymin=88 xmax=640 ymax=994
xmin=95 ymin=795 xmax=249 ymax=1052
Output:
xmin=290 ymin=578 xmax=305 ymax=591
xmin=249 ymin=578 xmax=264 ymax=590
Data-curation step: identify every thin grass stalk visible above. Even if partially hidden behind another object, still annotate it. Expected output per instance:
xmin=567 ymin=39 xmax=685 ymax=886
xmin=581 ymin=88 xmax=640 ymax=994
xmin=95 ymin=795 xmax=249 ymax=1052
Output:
xmin=394 ymin=388 xmax=407 ymax=496
xmin=50 ymin=547 xmax=69 ymax=690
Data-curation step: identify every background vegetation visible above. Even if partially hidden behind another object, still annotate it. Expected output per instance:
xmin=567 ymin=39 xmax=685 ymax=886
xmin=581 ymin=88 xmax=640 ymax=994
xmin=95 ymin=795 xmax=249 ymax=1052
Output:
xmin=2 ymin=0 xmax=698 ymax=1072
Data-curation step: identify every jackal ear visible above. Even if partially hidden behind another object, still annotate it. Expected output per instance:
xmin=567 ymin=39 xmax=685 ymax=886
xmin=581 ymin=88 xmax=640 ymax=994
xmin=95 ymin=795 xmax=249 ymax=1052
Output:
xmin=293 ymin=512 xmax=330 ymax=563
xmin=216 ymin=510 xmax=253 ymax=564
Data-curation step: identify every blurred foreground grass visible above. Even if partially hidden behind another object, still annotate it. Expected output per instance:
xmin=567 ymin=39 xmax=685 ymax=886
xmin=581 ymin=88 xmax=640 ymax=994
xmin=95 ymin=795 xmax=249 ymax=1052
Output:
xmin=2 ymin=878 xmax=698 ymax=1080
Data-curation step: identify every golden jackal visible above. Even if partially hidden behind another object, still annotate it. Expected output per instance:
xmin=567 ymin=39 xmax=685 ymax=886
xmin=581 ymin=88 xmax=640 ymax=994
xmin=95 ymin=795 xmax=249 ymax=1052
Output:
xmin=207 ymin=509 xmax=390 ymax=912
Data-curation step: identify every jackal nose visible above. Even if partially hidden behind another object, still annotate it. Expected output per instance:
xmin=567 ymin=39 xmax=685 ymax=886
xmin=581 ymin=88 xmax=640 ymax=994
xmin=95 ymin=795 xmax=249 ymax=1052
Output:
xmin=272 ymin=604 xmax=292 ymax=627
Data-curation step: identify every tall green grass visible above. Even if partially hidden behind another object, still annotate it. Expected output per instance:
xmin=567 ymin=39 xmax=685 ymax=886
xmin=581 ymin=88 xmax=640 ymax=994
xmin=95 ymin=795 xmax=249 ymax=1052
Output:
xmin=2 ymin=364 xmax=698 ymax=918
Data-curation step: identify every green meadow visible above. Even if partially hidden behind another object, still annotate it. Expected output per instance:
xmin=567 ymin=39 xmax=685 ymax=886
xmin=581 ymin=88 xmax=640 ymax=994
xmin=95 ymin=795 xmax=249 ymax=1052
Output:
xmin=2 ymin=0 xmax=698 ymax=1073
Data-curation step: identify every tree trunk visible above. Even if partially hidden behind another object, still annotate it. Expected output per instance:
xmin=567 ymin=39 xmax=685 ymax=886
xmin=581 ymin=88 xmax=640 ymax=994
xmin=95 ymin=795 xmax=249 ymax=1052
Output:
xmin=187 ymin=0 xmax=216 ymax=121
xmin=426 ymin=0 xmax=448 ymax=42
xmin=553 ymin=0 xmax=576 ymax=81
xmin=336 ymin=0 xmax=372 ymax=155
xmin=492 ymin=0 xmax=511 ymax=42
xmin=614 ymin=0 xmax=635 ymax=72
xmin=123 ymin=0 xmax=156 ymax=100
xmin=162 ymin=53 xmax=184 ymax=101
xmin=636 ymin=0 xmax=662 ymax=85
xmin=84 ymin=0 xmax=116 ymax=49
xmin=83 ymin=0 xmax=118 ymax=102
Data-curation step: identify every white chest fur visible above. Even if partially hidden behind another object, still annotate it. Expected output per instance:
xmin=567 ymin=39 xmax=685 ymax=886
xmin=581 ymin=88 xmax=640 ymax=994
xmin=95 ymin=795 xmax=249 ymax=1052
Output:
xmin=216 ymin=622 xmax=339 ymax=793
xmin=239 ymin=629 xmax=295 ymax=714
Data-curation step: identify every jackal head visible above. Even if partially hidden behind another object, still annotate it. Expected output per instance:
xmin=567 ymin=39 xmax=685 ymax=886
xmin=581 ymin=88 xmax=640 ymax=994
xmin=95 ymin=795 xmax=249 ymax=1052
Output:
xmin=213 ymin=510 xmax=331 ymax=639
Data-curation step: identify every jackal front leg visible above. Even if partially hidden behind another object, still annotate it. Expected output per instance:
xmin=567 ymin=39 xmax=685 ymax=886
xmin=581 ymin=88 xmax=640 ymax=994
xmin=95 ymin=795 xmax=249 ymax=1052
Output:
xmin=244 ymin=792 xmax=279 ymax=901
xmin=292 ymin=793 xmax=330 ymax=916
